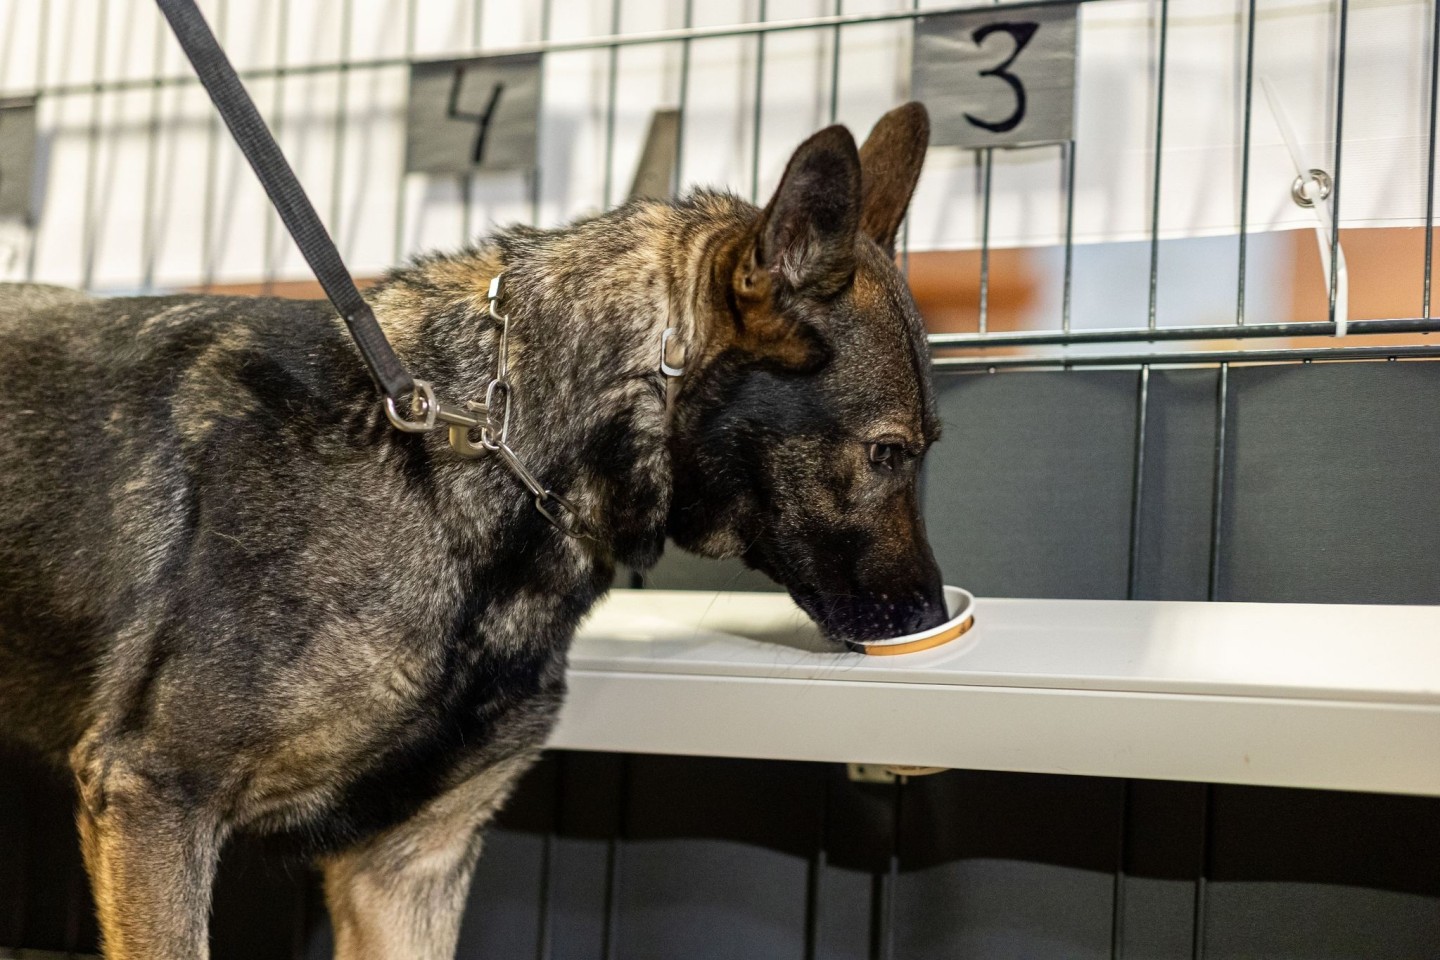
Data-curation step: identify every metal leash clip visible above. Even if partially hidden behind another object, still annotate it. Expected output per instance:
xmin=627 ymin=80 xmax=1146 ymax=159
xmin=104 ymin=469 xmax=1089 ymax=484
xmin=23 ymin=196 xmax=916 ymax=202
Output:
xmin=384 ymin=379 xmax=489 ymax=457
xmin=382 ymin=274 xmax=595 ymax=541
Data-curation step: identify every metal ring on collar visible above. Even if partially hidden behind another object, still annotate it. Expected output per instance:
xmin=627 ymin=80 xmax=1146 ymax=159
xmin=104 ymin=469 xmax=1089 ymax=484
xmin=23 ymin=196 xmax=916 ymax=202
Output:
xmin=661 ymin=327 xmax=686 ymax=377
xmin=385 ymin=379 xmax=438 ymax=432
xmin=482 ymin=378 xmax=512 ymax=449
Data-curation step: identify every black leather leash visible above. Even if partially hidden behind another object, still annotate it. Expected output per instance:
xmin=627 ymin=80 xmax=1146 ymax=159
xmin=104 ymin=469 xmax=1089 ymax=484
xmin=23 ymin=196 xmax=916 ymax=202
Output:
xmin=155 ymin=0 xmax=597 ymax=540
xmin=156 ymin=0 xmax=412 ymax=401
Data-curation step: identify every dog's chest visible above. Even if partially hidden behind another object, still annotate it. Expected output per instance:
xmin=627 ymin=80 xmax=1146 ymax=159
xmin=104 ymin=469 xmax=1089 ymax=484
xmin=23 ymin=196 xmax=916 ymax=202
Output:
xmin=238 ymin=573 xmax=593 ymax=850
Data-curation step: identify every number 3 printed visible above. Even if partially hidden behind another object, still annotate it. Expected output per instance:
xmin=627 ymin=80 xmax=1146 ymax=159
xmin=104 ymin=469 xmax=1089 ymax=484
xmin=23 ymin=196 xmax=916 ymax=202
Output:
xmin=963 ymin=22 xmax=1039 ymax=134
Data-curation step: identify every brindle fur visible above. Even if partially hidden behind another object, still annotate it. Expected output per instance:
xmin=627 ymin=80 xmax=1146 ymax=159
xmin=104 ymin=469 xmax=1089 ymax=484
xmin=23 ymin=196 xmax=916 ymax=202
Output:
xmin=0 ymin=104 xmax=942 ymax=959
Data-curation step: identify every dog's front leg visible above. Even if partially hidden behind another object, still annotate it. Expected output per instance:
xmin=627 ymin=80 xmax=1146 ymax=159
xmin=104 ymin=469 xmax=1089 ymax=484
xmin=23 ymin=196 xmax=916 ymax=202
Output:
xmin=320 ymin=754 xmax=534 ymax=960
xmin=72 ymin=746 xmax=224 ymax=960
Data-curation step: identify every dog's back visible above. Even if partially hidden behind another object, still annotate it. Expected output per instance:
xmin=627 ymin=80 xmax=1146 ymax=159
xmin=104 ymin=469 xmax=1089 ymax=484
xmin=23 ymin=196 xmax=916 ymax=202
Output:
xmin=0 ymin=284 xmax=381 ymax=760
xmin=0 ymin=285 xmax=107 ymax=752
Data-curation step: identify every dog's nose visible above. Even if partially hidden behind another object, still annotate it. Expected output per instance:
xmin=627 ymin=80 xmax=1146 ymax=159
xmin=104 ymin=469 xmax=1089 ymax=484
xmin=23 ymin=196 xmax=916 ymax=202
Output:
xmin=900 ymin=597 xmax=947 ymax=634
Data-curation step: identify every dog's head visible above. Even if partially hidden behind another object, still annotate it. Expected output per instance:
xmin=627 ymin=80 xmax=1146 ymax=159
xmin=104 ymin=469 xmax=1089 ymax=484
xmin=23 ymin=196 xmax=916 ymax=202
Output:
xmin=669 ymin=103 xmax=945 ymax=644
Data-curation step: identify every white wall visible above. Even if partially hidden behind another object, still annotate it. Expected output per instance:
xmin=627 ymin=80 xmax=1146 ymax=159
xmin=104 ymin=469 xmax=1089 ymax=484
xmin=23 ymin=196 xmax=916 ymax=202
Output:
xmin=0 ymin=0 xmax=1428 ymax=307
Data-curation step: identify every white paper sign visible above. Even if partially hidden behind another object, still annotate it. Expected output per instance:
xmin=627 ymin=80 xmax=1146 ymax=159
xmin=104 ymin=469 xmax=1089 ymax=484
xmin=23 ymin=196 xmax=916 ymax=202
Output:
xmin=914 ymin=5 xmax=1078 ymax=149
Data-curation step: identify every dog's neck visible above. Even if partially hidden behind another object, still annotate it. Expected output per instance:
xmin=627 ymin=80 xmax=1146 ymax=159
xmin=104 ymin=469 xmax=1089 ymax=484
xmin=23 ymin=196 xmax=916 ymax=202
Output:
xmin=366 ymin=192 xmax=756 ymax=572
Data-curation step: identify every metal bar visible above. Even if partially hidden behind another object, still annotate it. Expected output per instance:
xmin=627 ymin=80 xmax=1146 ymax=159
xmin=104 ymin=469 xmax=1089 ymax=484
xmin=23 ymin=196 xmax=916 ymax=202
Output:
xmin=1234 ymin=0 xmax=1257 ymax=325
xmin=930 ymin=317 xmax=1440 ymax=348
xmin=329 ymin=0 xmax=354 ymax=249
xmin=463 ymin=0 xmax=485 ymax=242
xmin=17 ymin=0 xmax=1118 ymax=100
xmin=531 ymin=0 xmax=552 ymax=227
xmin=62 ymin=859 xmax=86 ymax=954
xmin=601 ymin=0 xmax=622 ymax=208
xmin=535 ymin=834 xmax=555 ymax=960
xmin=1327 ymin=0 xmax=1348 ymax=325
xmin=803 ymin=773 xmax=829 ymax=960
xmin=1146 ymin=0 xmax=1170 ymax=330
xmin=600 ymin=755 xmax=630 ymax=960
xmin=879 ymin=779 xmax=902 ymax=960
xmin=1207 ymin=364 xmax=1228 ymax=601
xmin=672 ymin=0 xmax=695 ymax=197
xmin=978 ymin=148 xmax=993 ymax=334
xmin=79 ymin=0 xmax=110 ymax=289
xmin=750 ymin=0 xmax=768 ymax=204
xmin=867 ymin=870 xmax=885 ymax=960
xmin=1190 ymin=784 xmax=1214 ymax=959
xmin=141 ymin=10 xmax=167 ymax=290
xmin=392 ymin=0 xmax=419 ymax=265
xmin=289 ymin=876 xmax=311 ymax=960
xmin=1061 ymin=139 xmax=1077 ymax=334
xmin=1109 ymin=780 xmax=1131 ymax=960
xmin=201 ymin=0 xmax=229 ymax=290
xmin=827 ymin=0 xmax=842 ymax=124
xmin=899 ymin=0 xmax=920 ymax=280
xmin=263 ymin=0 xmax=291 ymax=295
xmin=1126 ymin=366 xmax=1150 ymax=600
xmin=1425 ymin=0 xmax=1439 ymax=318
xmin=23 ymin=0 xmax=48 ymax=280
xmin=933 ymin=344 xmax=1440 ymax=370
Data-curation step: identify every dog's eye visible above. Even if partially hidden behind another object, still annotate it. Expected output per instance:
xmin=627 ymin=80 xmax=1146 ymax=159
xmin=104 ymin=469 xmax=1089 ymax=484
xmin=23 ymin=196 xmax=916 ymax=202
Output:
xmin=866 ymin=442 xmax=901 ymax=471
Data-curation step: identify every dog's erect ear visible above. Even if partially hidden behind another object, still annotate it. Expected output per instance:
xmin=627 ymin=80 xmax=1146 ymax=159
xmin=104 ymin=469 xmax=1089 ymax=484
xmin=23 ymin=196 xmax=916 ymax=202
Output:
xmin=739 ymin=125 xmax=862 ymax=299
xmin=726 ymin=125 xmax=858 ymax=371
xmin=857 ymin=102 xmax=930 ymax=256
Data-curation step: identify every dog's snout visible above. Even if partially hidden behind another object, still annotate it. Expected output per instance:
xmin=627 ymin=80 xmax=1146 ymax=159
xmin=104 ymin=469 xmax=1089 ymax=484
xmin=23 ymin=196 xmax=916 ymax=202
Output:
xmin=901 ymin=595 xmax=948 ymax=634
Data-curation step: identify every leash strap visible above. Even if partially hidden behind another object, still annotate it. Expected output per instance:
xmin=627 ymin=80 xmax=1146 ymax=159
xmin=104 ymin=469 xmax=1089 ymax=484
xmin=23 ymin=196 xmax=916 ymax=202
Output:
xmin=156 ymin=0 xmax=414 ymax=400
xmin=157 ymin=0 xmax=603 ymax=540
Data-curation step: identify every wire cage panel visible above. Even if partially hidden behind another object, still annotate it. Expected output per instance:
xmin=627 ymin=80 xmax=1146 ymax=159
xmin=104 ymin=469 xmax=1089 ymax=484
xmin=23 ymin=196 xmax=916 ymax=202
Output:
xmin=0 ymin=0 xmax=1436 ymax=366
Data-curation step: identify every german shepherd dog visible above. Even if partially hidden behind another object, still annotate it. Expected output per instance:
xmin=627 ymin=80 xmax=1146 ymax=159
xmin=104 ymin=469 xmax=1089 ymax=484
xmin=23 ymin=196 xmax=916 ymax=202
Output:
xmin=0 ymin=103 xmax=943 ymax=959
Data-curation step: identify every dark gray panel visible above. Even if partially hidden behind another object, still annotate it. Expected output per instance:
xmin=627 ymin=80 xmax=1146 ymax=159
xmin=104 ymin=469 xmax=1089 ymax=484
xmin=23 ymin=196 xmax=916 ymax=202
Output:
xmin=1133 ymin=369 xmax=1221 ymax=601
xmin=1122 ymin=876 xmax=1198 ymax=959
xmin=0 ymin=751 xmax=96 ymax=955
xmin=458 ymin=829 xmax=550 ymax=958
xmin=303 ymin=917 xmax=334 ymax=960
xmin=210 ymin=840 xmax=316 ymax=960
xmin=894 ymin=859 xmax=1114 ymax=959
xmin=893 ymin=771 xmax=1123 ymax=959
xmin=1204 ymin=884 xmax=1440 ymax=960
xmin=0 ymin=747 xmax=32 ymax=947
xmin=549 ymin=835 xmax=614 ymax=960
xmin=615 ymin=838 xmax=809 ymax=959
xmin=1202 ymin=786 xmax=1440 ymax=959
xmin=1119 ymin=780 xmax=1207 ymax=959
xmin=614 ymin=757 xmax=821 ymax=960
xmin=456 ymin=756 xmax=559 ymax=960
xmin=818 ymin=770 xmax=900 ymax=960
xmin=551 ymin=752 xmax=626 ymax=960
xmin=640 ymin=548 xmax=784 ymax=593
xmin=926 ymin=371 xmax=1140 ymax=598
xmin=1220 ymin=362 xmax=1440 ymax=603
xmin=812 ymin=865 xmax=874 ymax=960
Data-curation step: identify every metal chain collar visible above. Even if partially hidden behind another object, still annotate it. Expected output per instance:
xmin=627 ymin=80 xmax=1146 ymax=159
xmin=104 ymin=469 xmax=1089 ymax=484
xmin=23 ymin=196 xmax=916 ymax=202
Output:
xmin=383 ymin=274 xmax=595 ymax=540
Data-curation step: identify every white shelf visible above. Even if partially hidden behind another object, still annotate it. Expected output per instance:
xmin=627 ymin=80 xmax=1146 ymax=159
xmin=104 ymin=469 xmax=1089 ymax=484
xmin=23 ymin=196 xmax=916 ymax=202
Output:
xmin=549 ymin=590 xmax=1440 ymax=796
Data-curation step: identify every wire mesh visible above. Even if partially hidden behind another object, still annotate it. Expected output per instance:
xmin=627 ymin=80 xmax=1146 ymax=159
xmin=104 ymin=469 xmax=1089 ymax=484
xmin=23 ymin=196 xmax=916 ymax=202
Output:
xmin=1 ymin=0 xmax=1436 ymax=367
